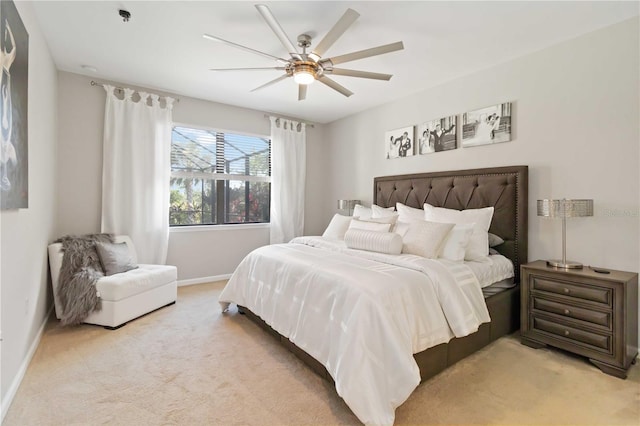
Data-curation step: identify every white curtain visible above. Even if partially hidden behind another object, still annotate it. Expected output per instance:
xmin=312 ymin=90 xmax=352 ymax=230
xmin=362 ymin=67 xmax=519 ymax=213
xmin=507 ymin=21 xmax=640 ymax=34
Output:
xmin=101 ymin=86 xmax=174 ymax=264
xmin=270 ymin=116 xmax=306 ymax=244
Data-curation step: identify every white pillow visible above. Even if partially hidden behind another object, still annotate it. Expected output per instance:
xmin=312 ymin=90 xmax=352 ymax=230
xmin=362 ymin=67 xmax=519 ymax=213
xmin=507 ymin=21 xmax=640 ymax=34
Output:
xmin=349 ymin=218 xmax=392 ymax=233
xmin=371 ymin=204 xmax=397 ymax=218
xmin=322 ymin=214 xmax=354 ymax=240
xmin=439 ymin=223 xmax=475 ymax=262
xmin=424 ymin=204 xmax=494 ymax=261
xmin=396 ymin=202 xmax=425 ymax=223
xmin=344 ymin=229 xmax=403 ymax=255
xmin=353 ymin=204 xmax=372 ymax=220
xmin=353 ymin=204 xmax=394 ymax=220
xmin=394 ymin=221 xmax=411 ymax=238
xmin=362 ymin=215 xmax=399 ymax=230
xmin=401 ymin=220 xmax=455 ymax=258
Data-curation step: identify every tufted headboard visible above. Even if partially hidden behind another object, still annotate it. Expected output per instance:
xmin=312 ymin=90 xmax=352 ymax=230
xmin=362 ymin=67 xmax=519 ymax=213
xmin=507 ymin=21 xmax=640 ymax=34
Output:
xmin=374 ymin=166 xmax=528 ymax=282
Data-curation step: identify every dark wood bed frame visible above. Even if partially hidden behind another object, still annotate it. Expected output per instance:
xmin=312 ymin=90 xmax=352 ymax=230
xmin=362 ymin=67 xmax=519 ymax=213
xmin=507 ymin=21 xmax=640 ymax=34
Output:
xmin=240 ymin=165 xmax=528 ymax=384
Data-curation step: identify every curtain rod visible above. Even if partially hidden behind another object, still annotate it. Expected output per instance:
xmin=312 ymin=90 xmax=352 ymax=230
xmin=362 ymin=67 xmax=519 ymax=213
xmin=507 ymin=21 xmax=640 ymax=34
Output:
xmin=90 ymin=80 xmax=180 ymax=102
xmin=264 ymin=113 xmax=315 ymax=128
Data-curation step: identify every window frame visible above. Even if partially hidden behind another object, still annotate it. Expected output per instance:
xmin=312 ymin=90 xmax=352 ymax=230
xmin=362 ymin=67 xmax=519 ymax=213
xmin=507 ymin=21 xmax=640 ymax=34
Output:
xmin=170 ymin=122 xmax=271 ymax=228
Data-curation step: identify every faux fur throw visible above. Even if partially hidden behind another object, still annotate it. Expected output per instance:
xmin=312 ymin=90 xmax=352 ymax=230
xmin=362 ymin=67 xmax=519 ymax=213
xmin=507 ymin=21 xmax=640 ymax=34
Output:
xmin=55 ymin=233 xmax=114 ymax=326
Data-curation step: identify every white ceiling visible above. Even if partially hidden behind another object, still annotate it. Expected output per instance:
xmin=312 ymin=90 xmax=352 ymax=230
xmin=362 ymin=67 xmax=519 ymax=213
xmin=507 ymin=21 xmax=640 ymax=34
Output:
xmin=32 ymin=1 xmax=638 ymax=124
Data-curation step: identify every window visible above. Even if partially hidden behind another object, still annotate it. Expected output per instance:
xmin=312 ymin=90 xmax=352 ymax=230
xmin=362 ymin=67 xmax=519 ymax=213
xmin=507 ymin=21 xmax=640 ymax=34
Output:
xmin=170 ymin=125 xmax=270 ymax=226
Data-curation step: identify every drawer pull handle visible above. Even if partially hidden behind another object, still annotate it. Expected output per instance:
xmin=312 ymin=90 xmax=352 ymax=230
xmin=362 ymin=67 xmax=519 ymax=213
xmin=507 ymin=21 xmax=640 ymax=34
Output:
xmin=564 ymin=330 xmax=570 ymax=336
xmin=563 ymin=288 xmax=570 ymax=294
xmin=564 ymin=309 xmax=570 ymax=315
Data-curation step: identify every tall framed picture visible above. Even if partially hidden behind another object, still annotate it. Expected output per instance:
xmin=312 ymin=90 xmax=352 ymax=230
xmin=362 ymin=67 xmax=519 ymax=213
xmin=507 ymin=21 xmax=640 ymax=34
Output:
xmin=0 ymin=0 xmax=29 ymax=209
xmin=461 ymin=102 xmax=512 ymax=148
xmin=385 ymin=126 xmax=414 ymax=159
xmin=417 ymin=115 xmax=457 ymax=154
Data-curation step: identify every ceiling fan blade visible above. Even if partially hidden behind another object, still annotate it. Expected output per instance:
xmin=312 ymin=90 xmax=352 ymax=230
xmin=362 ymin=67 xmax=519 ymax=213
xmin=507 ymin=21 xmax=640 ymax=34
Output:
xmin=203 ymin=33 xmax=289 ymax=64
xmin=210 ymin=67 xmax=286 ymax=71
xmin=298 ymin=84 xmax=307 ymax=101
xmin=324 ymin=41 xmax=404 ymax=66
xmin=250 ymin=74 xmax=290 ymax=92
xmin=326 ymin=68 xmax=392 ymax=81
xmin=318 ymin=76 xmax=353 ymax=97
xmin=311 ymin=8 xmax=359 ymax=59
xmin=255 ymin=4 xmax=300 ymax=57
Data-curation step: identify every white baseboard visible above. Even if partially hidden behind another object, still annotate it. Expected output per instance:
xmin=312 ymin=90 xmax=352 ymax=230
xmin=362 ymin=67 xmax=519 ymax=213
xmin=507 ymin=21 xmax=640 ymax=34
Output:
xmin=1 ymin=305 xmax=54 ymax=422
xmin=177 ymin=274 xmax=231 ymax=287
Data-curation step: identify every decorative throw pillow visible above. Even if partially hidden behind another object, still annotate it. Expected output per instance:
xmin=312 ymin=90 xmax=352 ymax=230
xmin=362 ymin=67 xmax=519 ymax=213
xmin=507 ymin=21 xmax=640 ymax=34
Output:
xmin=348 ymin=218 xmax=392 ymax=233
xmin=361 ymin=215 xmax=399 ymax=232
xmin=439 ymin=223 xmax=475 ymax=262
xmin=322 ymin=213 xmax=355 ymax=240
xmin=424 ymin=203 xmax=494 ymax=261
xmin=488 ymin=232 xmax=505 ymax=247
xmin=344 ymin=229 xmax=403 ymax=255
xmin=96 ymin=242 xmax=138 ymax=276
xmin=394 ymin=221 xmax=411 ymax=239
xmin=401 ymin=220 xmax=455 ymax=258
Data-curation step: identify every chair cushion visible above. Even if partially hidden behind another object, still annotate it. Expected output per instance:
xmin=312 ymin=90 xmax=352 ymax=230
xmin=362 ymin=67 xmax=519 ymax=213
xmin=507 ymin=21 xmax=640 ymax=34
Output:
xmin=96 ymin=264 xmax=177 ymax=302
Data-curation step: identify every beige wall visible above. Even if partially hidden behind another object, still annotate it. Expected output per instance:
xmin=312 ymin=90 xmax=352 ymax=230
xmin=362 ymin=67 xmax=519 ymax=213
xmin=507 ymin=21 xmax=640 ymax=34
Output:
xmin=324 ymin=17 xmax=639 ymax=274
xmin=0 ymin=1 xmax=58 ymax=413
xmin=56 ymin=72 xmax=328 ymax=281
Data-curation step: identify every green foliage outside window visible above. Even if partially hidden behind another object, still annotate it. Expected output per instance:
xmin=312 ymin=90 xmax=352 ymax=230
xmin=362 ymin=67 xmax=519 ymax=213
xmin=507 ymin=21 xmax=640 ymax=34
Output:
xmin=170 ymin=126 xmax=270 ymax=226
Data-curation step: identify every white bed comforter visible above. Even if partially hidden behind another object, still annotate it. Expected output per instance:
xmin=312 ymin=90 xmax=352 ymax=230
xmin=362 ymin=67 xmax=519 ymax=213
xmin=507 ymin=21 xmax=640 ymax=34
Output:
xmin=219 ymin=237 xmax=490 ymax=426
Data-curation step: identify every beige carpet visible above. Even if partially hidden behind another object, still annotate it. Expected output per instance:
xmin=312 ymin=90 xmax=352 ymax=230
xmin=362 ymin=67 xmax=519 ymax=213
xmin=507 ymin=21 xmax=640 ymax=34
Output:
xmin=4 ymin=281 xmax=639 ymax=425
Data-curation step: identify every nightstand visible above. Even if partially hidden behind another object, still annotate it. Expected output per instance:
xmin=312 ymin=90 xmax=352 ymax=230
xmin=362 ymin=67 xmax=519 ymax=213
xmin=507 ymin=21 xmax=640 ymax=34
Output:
xmin=520 ymin=260 xmax=638 ymax=379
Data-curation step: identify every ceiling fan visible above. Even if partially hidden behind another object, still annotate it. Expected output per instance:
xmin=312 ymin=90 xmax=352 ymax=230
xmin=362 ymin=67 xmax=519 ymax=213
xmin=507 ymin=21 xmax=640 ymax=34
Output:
xmin=203 ymin=4 xmax=404 ymax=100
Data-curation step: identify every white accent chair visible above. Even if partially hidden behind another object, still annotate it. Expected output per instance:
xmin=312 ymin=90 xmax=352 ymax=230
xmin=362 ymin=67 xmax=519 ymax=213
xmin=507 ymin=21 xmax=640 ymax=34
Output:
xmin=48 ymin=235 xmax=177 ymax=329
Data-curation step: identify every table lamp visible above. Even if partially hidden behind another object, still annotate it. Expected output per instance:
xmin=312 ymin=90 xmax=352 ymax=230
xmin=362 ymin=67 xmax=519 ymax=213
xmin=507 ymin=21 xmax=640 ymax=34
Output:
xmin=337 ymin=199 xmax=360 ymax=216
xmin=537 ymin=198 xmax=594 ymax=269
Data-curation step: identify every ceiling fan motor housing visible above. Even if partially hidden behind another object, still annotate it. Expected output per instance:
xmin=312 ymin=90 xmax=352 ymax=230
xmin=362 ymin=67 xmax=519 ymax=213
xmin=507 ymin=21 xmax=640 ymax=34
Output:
xmin=297 ymin=34 xmax=312 ymax=49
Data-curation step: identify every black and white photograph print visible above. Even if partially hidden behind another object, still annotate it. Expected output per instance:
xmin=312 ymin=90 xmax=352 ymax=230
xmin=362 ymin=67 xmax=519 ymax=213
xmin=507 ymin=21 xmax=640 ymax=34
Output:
xmin=0 ymin=0 xmax=28 ymax=210
xmin=417 ymin=115 xmax=457 ymax=154
xmin=385 ymin=126 xmax=414 ymax=159
xmin=461 ymin=102 xmax=512 ymax=148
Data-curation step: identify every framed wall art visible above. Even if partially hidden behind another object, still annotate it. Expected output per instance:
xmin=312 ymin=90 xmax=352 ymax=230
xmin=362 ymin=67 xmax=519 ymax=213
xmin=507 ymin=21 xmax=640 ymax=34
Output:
xmin=461 ymin=102 xmax=512 ymax=148
xmin=385 ymin=126 xmax=414 ymax=159
xmin=1 ymin=0 xmax=29 ymax=209
xmin=417 ymin=115 xmax=457 ymax=154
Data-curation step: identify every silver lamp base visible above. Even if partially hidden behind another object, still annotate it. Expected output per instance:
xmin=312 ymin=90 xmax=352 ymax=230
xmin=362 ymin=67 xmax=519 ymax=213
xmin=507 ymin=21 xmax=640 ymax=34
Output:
xmin=546 ymin=259 xmax=583 ymax=269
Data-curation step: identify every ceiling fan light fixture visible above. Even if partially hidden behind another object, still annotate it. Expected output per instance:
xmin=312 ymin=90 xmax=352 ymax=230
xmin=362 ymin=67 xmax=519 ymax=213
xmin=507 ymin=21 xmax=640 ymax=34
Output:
xmin=293 ymin=64 xmax=316 ymax=85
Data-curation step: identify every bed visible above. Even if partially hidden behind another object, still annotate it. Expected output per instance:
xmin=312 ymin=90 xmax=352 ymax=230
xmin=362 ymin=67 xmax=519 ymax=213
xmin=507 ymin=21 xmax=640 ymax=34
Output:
xmin=219 ymin=165 xmax=528 ymax=425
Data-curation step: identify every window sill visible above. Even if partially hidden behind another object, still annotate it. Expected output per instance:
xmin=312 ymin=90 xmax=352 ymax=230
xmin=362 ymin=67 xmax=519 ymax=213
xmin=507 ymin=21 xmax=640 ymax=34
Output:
xmin=169 ymin=223 xmax=270 ymax=233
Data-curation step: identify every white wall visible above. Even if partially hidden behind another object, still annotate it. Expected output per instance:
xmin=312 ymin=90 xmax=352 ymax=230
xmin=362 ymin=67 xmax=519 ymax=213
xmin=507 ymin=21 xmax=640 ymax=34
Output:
xmin=0 ymin=1 xmax=58 ymax=415
xmin=323 ymin=17 xmax=639 ymax=275
xmin=56 ymin=72 xmax=328 ymax=281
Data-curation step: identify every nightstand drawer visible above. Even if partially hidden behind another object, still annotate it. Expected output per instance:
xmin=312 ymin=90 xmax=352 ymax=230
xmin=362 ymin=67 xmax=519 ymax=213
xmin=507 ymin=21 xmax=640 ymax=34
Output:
xmin=532 ymin=297 xmax=611 ymax=329
xmin=532 ymin=317 xmax=611 ymax=352
xmin=532 ymin=277 xmax=611 ymax=306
